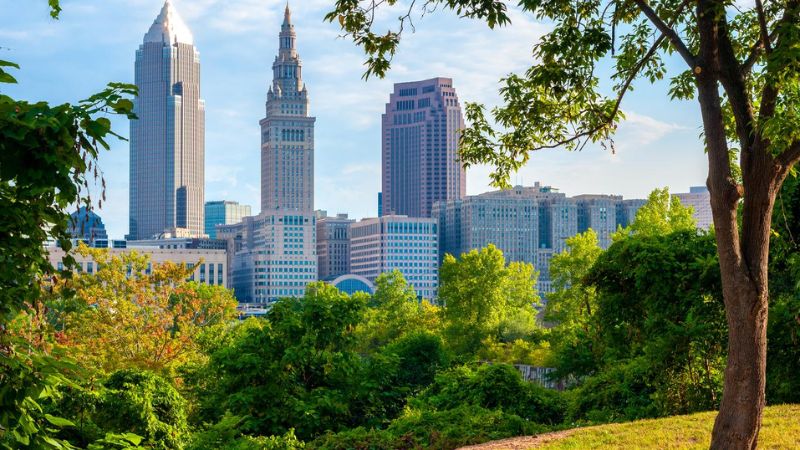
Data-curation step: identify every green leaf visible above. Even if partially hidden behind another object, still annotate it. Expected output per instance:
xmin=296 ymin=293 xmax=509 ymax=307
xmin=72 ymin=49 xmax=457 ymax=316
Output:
xmin=44 ymin=414 xmax=75 ymax=428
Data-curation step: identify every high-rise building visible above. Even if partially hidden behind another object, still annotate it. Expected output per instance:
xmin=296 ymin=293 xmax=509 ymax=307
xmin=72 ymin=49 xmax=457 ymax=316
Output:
xmin=128 ymin=1 xmax=205 ymax=240
xmin=204 ymin=201 xmax=252 ymax=238
xmin=381 ymin=78 xmax=466 ymax=217
xmin=68 ymin=207 xmax=109 ymax=248
xmin=575 ymin=194 xmax=623 ymax=249
xmin=316 ymin=211 xmax=354 ymax=280
xmin=434 ymin=183 xmax=645 ymax=294
xmin=350 ymin=216 xmax=439 ymax=299
xmin=219 ymin=5 xmax=317 ymax=304
xmin=676 ymin=186 xmax=713 ymax=230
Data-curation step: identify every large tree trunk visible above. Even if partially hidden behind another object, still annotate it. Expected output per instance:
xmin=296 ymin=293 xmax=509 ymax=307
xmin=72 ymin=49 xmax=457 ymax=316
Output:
xmin=710 ymin=272 xmax=769 ymax=449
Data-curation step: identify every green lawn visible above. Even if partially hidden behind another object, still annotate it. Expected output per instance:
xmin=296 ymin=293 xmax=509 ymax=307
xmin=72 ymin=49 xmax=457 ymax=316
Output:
xmin=537 ymin=404 xmax=800 ymax=449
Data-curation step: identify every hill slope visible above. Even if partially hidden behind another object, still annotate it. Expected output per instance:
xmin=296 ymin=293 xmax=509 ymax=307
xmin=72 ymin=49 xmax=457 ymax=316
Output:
xmin=460 ymin=404 xmax=800 ymax=449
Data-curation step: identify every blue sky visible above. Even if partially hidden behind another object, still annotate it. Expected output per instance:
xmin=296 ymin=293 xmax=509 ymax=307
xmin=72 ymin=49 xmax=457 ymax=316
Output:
xmin=1 ymin=0 xmax=708 ymax=239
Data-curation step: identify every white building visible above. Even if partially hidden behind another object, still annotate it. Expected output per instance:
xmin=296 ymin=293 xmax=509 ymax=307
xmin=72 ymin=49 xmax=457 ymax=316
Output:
xmin=47 ymin=246 xmax=227 ymax=287
xmin=350 ymin=216 xmax=438 ymax=300
xmin=676 ymin=186 xmax=713 ymax=230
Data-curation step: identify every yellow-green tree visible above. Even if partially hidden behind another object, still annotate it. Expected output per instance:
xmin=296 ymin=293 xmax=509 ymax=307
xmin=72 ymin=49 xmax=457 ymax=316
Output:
xmin=355 ymin=270 xmax=441 ymax=352
xmin=439 ymin=245 xmax=540 ymax=357
xmin=58 ymin=245 xmax=237 ymax=378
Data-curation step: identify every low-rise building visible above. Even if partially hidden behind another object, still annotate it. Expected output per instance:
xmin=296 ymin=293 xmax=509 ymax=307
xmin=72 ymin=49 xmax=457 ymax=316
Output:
xmin=350 ymin=215 xmax=438 ymax=300
xmin=46 ymin=246 xmax=227 ymax=287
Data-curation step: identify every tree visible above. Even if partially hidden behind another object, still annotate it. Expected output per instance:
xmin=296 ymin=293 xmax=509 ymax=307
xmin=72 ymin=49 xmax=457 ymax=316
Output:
xmin=193 ymin=283 xmax=371 ymax=440
xmin=326 ymin=0 xmax=800 ymax=445
xmin=56 ymin=245 xmax=238 ymax=378
xmin=355 ymin=271 xmax=441 ymax=352
xmin=616 ymin=187 xmax=697 ymax=238
xmin=439 ymin=245 xmax=539 ymax=356
xmin=545 ymin=230 xmax=603 ymax=378
xmin=0 ymin=2 xmax=135 ymax=446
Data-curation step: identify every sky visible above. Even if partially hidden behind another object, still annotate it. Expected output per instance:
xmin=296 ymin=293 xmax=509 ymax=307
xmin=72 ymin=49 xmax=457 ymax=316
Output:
xmin=1 ymin=0 xmax=709 ymax=239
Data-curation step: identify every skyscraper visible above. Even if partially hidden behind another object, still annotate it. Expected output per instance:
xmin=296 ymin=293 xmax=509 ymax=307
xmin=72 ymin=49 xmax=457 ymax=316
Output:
xmin=219 ymin=4 xmax=317 ymax=304
xmin=129 ymin=0 xmax=205 ymax=240
xmin=260 ymin=5 xmax=314 ymax=212
xmin=382 ymin=78 xmax=466 ymax=218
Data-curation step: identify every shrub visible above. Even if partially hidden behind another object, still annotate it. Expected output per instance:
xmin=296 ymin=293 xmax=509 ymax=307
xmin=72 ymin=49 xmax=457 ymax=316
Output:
xmin=311 ymin=405 xmax=546 ymax=450
xmin=413 ymin=364 xmax=567 ymax=425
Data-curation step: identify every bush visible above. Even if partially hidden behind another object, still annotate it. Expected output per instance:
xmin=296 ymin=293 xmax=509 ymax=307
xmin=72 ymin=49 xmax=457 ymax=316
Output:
xmin=52 ymin=368 xmax=189 ymax=449
xmin=311 ymin=405 xmax=546 ymax=450
xmin=413 ymin=364 xmax=566 ymax=425
xmin=189 ymin=413 xmax=304 ymax=450
xmin=567 ymin=358 xmax=657 ymax=423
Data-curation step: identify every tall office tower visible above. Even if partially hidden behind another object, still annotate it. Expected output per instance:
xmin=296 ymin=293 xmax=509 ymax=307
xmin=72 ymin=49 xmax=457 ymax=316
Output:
xmin=129 ymin=0 xmax=205 ymax=240
xmin=316 ymin=211 xmax=354 ymax=280
xmin=350 ymin=216 xmax=439 ymax=299
xmin=382 ymin=78 xmax=466 ymax=218
xmin=260 ymin=5 xmax=314 ymax=212
xmin=220 ymin=5 xmax=317 ymax=304
xmin=676 ymin=186 xmax=713 ymax=230
xmin=204 ymin=201 xmax=252 ymax=238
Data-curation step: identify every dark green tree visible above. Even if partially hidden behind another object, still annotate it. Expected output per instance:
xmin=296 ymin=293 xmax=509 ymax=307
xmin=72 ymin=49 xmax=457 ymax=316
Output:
xmin=326 ymin=0 xmax=800 ymax=445
xmin=0 ymin=3 xmax=135 ymax=447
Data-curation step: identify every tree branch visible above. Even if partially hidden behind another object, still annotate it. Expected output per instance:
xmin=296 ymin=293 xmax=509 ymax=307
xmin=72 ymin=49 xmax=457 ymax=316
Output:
xmin=777 ymin=141 xmax=800 ymax=172
xmin=754 ymin=0 xmax=772 ymax=53
xmin=633 ymin=0 xmax=696 ymax=68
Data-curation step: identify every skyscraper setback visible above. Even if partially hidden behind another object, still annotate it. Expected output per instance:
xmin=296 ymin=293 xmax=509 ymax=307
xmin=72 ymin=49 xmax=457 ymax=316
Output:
xmin=219 ymin=4 xmax=317 ymax=304
xmin=129 ymin=0 xmax=205 ymax=240
xmin=382 ymin=78 xmax=466 ymax=218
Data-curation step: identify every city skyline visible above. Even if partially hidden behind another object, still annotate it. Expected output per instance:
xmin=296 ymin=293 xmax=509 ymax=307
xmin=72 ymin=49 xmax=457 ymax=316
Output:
xmin=1 ymin=0 xmax=708 ymax=239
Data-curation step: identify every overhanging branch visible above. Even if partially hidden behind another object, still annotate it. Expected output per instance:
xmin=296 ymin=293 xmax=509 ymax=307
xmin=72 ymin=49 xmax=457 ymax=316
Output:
xmin=633 ymin=0 xmax=696 ymax=68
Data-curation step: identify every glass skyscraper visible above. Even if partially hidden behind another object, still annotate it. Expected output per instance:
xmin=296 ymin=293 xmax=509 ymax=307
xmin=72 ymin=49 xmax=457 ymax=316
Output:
xmin=381 ymin=78 xmax=466 ymax=218
xmin=128 ymin=0 xmax=205 ymax=240
xmin=204 ymin=201 xmax=251 ymax=238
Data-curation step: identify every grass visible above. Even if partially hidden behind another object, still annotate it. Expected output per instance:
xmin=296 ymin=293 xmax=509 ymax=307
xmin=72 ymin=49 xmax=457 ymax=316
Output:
xmin=535 ymin=404 xmax=800 ymax=449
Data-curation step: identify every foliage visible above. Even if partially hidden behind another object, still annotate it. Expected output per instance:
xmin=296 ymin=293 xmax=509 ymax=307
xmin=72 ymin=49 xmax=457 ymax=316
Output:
xmin=767 ymin=175 xmax=800 ymax=404
xmin=476 ymin=338 xmax=552 ymax=367
xmin=188 ymin=414 xmax=304 ymax=450
xmin=614 ymin=187 xmax=697 ymax=239
xmin=0 ymin=10 xmax=135 ymax=446
xmin=582 ymin=231 xmax=725 ymax=418
xmin=52 ymin=369 xmax=189 ymax=449
xmin=354 ymin=271 xmax=441 ymax=352
xmin=311 ymin=404 xmax=547 ymax=450
xmin=326 ymin=0 xmax=800 ymax=443
xmin=439 ymin=245 xmax=540 ymax=356
xmin=0 ymin=340 xmax=81 ymax=449
xmin=0 ymin=63 xmax=135 ymax=325
xmin=412 ymin=364 xmax=567 ymax=426
xmin=53 ymin=245 xmax=238 ymax=378
xmin=191 ymin=283 xmax=370 ymax=440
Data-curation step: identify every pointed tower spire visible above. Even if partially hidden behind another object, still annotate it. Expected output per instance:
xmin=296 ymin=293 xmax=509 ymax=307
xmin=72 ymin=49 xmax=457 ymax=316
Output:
xmin=283 ymin=2 xmax=291 ymax=25
xmin=144 ymin=0 xmax=193 ymax=45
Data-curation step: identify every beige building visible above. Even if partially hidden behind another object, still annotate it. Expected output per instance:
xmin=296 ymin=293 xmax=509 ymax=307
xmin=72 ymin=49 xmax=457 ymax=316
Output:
xmin=47 ymin=246 xmax=227 ymax=287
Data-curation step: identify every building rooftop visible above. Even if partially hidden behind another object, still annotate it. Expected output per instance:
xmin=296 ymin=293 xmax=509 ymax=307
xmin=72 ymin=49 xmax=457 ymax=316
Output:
xmin=144 ymin=0 xmax=193 ymax=45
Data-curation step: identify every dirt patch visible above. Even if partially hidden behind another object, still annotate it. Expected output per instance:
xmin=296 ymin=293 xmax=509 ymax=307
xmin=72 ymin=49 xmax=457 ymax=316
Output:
xmin=457 ymin=429 xmax=579 ymax=450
